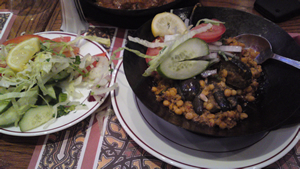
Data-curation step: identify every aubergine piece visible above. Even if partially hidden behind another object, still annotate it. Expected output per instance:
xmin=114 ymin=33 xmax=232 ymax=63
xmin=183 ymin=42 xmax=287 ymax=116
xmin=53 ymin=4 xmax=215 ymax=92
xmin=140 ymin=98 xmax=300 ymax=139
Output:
xmin=227 ymin=96 xmax=238 ymax=108
xmin=220 ymin=58 xmax=252 ymax=89
xmin=213 ymin=88 xmax=230 ymax=112
xmin=179 ymin=79 xmax=201 ymax=101
xmin=193 ymin=95 xmax=204 ymax=115
xmin=175 ymin=83 xmax=185 ymax=99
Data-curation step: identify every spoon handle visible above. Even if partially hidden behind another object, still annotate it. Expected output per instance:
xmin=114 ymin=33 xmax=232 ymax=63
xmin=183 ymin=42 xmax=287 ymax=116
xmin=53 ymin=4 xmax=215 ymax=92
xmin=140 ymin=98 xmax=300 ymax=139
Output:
xmin=273 ymin=54 xmax=300 ymax=69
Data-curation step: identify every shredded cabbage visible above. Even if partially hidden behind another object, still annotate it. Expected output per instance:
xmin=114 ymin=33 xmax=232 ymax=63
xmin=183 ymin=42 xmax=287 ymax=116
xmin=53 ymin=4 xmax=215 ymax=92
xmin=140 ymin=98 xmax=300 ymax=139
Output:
xmin=124 ymin=23 xmax=213 ymax=76
xmin=195 ymin=18 xmax=225 ymax=26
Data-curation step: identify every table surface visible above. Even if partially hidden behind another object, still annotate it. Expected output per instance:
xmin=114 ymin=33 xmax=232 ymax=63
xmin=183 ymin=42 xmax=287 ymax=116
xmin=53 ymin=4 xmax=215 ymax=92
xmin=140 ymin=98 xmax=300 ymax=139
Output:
xmin=0 ymin=0 xmax=300 ymax=168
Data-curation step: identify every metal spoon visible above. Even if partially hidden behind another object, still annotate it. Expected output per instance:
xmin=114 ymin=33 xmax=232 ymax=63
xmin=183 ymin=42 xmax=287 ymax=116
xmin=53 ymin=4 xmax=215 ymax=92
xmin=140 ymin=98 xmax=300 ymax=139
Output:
xmin=235 ymin=34 xmax=300 ymax=69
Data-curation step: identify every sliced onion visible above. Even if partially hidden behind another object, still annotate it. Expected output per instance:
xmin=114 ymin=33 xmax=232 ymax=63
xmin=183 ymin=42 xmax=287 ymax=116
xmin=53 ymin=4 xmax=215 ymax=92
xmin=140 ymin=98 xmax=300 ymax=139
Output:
xmin=209 ymin=41 xmax=222 ymax=46
xmin=209 ymin=45 xmax=242 ymax=52
xmin=201 ymin=69 xmax=217 ymax=78
xmin=200 ymin=93 xmax=208 ymax=102
xmin=128 ymin=36 xmax=167 ymax=48
xmin=206 ymin=52 xmax=218 ymax=60
xmin=164 ymin=34 xmax=179 ymax=42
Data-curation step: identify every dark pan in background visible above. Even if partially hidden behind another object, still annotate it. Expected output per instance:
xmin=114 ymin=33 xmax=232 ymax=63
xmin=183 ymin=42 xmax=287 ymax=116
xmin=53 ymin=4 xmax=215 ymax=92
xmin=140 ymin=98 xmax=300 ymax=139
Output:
xmin=80 ymin=0 xmax=199 ymax=29
xmin=123 ymin=6 xmax=300 ymax=137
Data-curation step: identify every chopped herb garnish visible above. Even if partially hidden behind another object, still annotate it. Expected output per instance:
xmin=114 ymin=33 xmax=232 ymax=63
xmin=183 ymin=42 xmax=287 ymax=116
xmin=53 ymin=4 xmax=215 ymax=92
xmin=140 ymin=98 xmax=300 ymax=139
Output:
xmin=74 ymin=55 xmax=81 ymax=65
xmin=56 ymin=105 xmax=76 ymax=118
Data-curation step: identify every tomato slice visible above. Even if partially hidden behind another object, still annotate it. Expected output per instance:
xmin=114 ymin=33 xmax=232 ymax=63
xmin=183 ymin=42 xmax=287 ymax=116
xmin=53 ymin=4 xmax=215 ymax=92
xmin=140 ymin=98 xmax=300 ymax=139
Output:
xmin=94 ymin=53 xmax=107 ymax=57
xmin=0 ymin=63 xmax=7 ymax=68
xmin=0 ymin=63 xmax=6 ymax=75
xmin=49 ymin=36 xmax=78 ymax=57
xmin=145 ymin=36 xmax=164 ymax=64
xmin=51 ymin=36 xmax=78 ymax=57
xmin=3 ymin=35 xmax=79 ymax=58
xmin=192 ymin=19 xmax=226 ymax=43
xmin=85 ymin=53 xmax=107 ymax=72
xmin=3 ymin=35 xmax=50 ymax=45
xmin=53 ymin=46 xmax=80 ymax=58
xmin=51 ymin=36 xmax=72 ymax=42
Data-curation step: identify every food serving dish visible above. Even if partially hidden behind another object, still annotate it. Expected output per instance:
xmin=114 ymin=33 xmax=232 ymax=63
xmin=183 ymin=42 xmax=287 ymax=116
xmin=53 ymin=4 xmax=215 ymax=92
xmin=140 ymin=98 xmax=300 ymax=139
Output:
xmin=83 ymin=0 xmax=183 ymax=16
xmin=0 ymin=31 xmax=110 ymax=137
xmin=123 ymin=6 xmax=300 ymax=137
xmin=111 ymin=60 xmax=300 ymax=169
xmin=80 ymin=0 xmax=199 ymax=28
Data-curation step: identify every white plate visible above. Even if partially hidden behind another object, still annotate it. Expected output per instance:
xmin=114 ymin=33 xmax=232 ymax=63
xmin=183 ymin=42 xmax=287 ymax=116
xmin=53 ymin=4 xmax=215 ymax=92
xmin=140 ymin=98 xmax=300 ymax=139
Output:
xmin=0 ymin=31 xmax=111 ymax=137
xmin=111 ymin=60 xmax=300 ymax=169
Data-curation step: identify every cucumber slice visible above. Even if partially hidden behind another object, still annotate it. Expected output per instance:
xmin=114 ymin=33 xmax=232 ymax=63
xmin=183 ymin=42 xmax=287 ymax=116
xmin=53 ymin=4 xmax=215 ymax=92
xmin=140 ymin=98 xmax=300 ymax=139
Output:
xmin=36 ymin=86 xmax=64 ymax=105
xmin=40 ymin=95 xmax=54 ymax=105
xmin=157 ymin=38 xmax=210 ymax=80
xmin=52 ymin=69 xmax=70 ymax=81
xmin=19 ymin=105 xmax=54 ymax=132
xmin=0 ymin=100 xmax=11 ymax=114
xmin=47 ymin=69 xmax=70 ymax=84
xmin=0 ymin=86 xmax=39 ymax=127
xmin=45 ymin=84 xmax=56 ymax=99
xmin=58 ymin=93 xmax=68 ymax=102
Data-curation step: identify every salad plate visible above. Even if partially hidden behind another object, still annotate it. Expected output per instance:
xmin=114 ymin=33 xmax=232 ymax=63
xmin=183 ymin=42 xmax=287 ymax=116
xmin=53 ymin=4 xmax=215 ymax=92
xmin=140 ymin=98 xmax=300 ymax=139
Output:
xmin=111 ymin=60 xmax=300 ymax=169
xmin=0 ymin=31 xmax=111 ymax=137
xmin=123 ymin=6 xmax=300 ymax=137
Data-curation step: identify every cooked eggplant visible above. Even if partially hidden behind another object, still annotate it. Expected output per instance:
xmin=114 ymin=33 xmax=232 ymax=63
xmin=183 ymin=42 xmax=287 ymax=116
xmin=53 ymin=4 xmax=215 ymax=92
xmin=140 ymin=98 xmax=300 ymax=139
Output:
xmin=213 ymin=88 xmax=230 ymax=111
xmin=227 ymin=96 xmax=238 ymax=108
xmin=179 ymin=78 xmax=201 ymax=101
xmin=193 ymin=95 xmax=204 ymax=114
xmin=220 ymin=58 xmax=252 ymax=89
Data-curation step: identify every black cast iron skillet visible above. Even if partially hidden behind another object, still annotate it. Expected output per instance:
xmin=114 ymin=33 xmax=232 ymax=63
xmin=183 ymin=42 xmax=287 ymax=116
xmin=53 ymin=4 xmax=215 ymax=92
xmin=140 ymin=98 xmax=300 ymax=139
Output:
xmin=80 ymin=0 xmax=199 ymax=29
xmin=123 ymin=6 xmax=300 ymax=137
xmin=84 ymin=0 xmax=183 ymax=16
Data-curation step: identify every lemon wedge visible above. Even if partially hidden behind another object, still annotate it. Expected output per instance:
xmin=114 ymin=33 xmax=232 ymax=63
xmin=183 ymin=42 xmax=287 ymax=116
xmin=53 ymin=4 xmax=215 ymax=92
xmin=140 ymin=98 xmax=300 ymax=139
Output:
xmin=6 ymin=37 xmax=40 ymax=72
xmin=151 ymin=12 xmax=187 ymax=37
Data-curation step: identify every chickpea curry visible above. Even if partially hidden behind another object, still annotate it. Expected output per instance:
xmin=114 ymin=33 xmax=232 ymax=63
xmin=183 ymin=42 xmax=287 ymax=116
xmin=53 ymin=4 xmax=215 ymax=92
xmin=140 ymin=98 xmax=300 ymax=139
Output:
xmin=151 ymin=37 xmax=262 ymax=129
